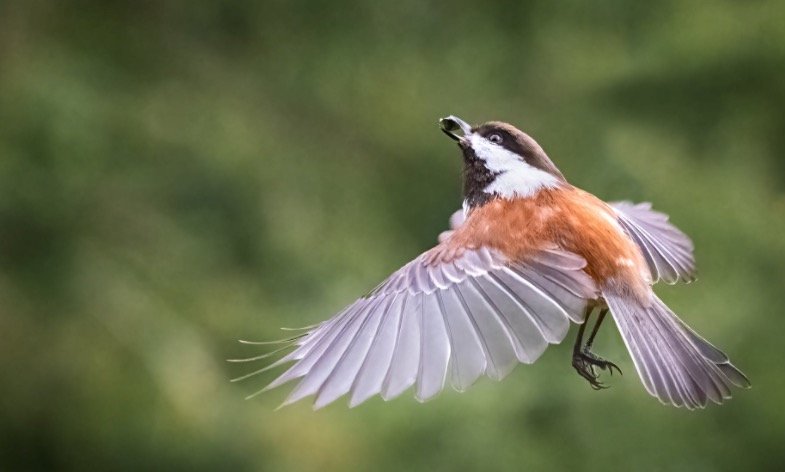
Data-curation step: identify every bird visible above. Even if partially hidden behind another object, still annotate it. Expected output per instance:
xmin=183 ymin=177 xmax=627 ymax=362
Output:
xmin=232 ymin=116 xmax=750 ymax=410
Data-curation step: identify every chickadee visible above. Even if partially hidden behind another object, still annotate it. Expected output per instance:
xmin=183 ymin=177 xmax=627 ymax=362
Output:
xmin=233 ymin=116 xmax=749 ymax=410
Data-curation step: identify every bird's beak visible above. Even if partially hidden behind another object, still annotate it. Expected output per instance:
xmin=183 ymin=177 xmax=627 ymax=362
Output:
xmin=439 ymin=115 xmax=472 ymax=143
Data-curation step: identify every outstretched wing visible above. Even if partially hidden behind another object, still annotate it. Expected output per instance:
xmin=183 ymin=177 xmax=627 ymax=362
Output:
xmin=610 ymin=201 xmax=696 ymax=284
xmin=237 ymin=246 xmax=597 ymax=409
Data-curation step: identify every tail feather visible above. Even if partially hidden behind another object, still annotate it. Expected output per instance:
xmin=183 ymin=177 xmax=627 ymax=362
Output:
xmin=605 ymin=291 xmax=749 ymax=409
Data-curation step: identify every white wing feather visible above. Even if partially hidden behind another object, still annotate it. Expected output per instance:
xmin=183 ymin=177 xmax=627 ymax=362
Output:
xmin=610 ymin=201 xmax=696 ymax=284
xmin=241 ymin=245 xmax=598 ymax=409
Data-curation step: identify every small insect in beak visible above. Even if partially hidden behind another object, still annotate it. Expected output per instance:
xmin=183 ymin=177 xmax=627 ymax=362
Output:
xmin=439 ymin=115 xmax=472 ymax=144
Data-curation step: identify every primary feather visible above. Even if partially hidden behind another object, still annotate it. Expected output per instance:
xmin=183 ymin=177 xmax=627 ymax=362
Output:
xmin=244 ymin=247 xmax=597 ymax=409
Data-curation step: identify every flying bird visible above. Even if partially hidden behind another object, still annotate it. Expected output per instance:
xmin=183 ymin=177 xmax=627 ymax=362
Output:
xmin=233 ymin=116 xmax=749 ymax=410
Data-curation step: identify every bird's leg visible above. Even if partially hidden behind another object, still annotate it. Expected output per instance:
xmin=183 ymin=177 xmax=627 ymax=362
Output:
xmin=572 ymin=307 xmax=605 ymax=389
xmin=578 ymin=309 xmax=622 ymax=377
xmin=585 ymin=308 xmax=606 ymax=350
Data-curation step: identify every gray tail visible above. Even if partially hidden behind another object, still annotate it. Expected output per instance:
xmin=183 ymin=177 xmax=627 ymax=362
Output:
xmin=604 ymin=291 xmax=750 ymax=409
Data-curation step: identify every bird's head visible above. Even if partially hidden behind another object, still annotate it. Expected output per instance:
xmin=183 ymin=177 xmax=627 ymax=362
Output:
xmin=440 ymin=116 xmax=566 ymax=210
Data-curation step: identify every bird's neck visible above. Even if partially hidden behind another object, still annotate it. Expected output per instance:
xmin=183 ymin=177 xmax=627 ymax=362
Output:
xmin=463 ymin=169 xmax=564 ymax=214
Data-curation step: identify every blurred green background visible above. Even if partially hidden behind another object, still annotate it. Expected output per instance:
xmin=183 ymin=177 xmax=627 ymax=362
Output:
xmin=2 ymin=0 xmax=785 ymax=470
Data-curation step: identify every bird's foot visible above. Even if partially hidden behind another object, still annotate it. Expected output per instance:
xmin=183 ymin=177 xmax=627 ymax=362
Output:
xmin=580 ymin=349 xmax=622 ymax=376
xmin=572 ymin=348 xmax=622 ymax=390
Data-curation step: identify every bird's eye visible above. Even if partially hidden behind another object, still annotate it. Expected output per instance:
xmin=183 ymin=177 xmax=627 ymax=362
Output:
xmin=488 ymin=133 xmax=503 ymax=144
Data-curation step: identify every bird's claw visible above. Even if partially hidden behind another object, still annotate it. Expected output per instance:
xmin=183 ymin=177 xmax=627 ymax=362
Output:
xmin=580 ymin=348 xmax=622 ymax=375
xmin=572 ymin=349 xmax=621 ymax=389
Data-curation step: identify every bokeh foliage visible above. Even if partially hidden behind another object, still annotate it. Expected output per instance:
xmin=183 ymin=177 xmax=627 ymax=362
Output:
xmin=2 ymin=0 xmax=785 ymax=470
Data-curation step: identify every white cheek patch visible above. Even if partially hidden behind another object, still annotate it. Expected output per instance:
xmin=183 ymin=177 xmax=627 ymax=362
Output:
xmin=469 ymin=134 xmax=561 ymax=199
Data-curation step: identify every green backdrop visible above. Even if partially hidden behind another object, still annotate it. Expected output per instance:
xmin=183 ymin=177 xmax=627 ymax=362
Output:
xmin=2 ymin=1 xmax=784 ymax=470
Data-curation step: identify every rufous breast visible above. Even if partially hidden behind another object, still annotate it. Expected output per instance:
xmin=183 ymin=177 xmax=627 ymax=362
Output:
xmin=438 ymin=187 xmax=651 ymax=295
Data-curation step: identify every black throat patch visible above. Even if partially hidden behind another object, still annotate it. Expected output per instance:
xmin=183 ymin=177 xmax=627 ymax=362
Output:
xmin=461 ymin=145 xmax=499 ymax=209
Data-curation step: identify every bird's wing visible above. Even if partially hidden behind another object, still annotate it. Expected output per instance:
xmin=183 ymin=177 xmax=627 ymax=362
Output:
xmin=239 ymin=245 xmax=597 ymax=409
xmin=610 ymin=201 xmax=696 ymax=284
